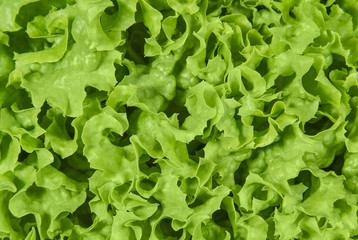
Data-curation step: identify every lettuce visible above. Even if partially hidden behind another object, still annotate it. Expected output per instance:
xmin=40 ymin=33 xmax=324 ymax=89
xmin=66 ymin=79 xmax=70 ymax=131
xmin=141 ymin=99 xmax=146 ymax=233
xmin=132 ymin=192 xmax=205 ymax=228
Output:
xmin=1 ymin=0 xmax=358 ymax=239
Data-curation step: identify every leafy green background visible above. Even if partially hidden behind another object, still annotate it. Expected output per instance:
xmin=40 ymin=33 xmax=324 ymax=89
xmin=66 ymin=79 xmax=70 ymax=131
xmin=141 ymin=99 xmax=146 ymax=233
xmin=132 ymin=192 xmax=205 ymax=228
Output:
xmin=1 ymin=0 xmax=358 ymax=239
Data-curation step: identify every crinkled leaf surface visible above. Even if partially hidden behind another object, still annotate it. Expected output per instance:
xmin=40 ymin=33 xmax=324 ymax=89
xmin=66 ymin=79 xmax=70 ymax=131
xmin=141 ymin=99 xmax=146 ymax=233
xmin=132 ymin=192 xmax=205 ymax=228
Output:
xmin=1 ymin=0 xmax=358 ymax=239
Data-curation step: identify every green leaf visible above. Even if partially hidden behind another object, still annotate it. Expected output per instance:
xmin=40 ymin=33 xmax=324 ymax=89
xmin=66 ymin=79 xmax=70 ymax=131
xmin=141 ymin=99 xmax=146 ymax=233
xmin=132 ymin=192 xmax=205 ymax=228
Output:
xmin=0 ymin=0 xmax=40 ymax=32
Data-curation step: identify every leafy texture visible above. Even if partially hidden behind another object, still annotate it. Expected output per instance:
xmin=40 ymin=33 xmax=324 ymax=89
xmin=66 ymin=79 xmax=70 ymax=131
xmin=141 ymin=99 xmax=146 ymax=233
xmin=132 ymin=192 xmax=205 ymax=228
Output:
xmin=1 ymin=0 xmax=358 ymax=239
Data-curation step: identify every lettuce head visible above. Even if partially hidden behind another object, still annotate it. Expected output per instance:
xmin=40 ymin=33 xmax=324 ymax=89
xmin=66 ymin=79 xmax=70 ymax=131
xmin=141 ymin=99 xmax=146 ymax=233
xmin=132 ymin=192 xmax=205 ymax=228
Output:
xmin=1 ymin=0 xmax=358 ymax=239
